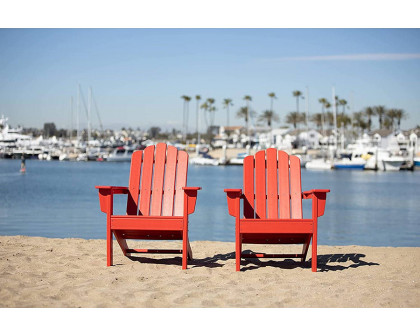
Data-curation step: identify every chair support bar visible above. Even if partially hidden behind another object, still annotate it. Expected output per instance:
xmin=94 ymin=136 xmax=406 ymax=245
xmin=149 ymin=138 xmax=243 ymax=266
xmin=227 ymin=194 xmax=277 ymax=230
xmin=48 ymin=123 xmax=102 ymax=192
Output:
xmin=126 ymin=249 xmax=183 ymax=254
xmin=241 ymin=253 xmax=304 ymax=259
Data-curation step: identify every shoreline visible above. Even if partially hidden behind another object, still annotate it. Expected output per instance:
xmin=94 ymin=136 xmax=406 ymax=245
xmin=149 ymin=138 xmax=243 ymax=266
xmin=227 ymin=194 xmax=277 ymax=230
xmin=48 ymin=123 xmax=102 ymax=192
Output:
xmin=0 ymin=235 xmax=419 ymax=308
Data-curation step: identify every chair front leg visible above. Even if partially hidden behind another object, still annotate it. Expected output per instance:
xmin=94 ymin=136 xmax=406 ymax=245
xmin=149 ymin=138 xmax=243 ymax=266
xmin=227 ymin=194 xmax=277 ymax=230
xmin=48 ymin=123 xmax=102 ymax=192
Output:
xmin=106 ymin=192 xmax=114 ymax=267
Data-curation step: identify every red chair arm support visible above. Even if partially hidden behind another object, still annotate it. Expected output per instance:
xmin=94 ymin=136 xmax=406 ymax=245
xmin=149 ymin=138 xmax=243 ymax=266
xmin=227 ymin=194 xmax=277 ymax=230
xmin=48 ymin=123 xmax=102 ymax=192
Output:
xmin=302 ymin=189 xmax=330 ymax=217
xmin=224 ymin=189 xmax=242 ymax=217
xmin=95 ymin=186 xmax=129 ymax=213
xmin=182 ymin=187 xmax=201 ymax=215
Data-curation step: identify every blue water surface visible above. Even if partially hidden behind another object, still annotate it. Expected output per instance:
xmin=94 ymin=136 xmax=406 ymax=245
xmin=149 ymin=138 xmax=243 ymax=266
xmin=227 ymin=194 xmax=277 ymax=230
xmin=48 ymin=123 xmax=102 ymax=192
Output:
xmin=0 ymin=159 xmax=419 ymax=247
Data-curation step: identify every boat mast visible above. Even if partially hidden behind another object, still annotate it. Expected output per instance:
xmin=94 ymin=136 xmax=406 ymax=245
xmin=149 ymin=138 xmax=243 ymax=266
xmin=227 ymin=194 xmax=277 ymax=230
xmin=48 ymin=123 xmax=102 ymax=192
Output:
xmin=70 ymin=96 xmax=74 ymax=141
xmin=332 ymin=86 xmax=338 ymax=153
xmin=88 ymin=86 xmax=92 ymax=144
xmin=305 ymin=86 xmax=309 ymax=138
xmin=77 ymin=84 xmax=80 ymax=143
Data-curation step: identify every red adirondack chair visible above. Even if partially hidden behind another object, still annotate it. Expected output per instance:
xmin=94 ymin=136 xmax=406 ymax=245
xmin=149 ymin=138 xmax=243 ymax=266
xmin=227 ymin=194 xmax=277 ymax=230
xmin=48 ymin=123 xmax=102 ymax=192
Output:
xmin=96 ymin=143 xmax=201 ymax=269
xmin=224 ymin=148 xmax=329 ymax=272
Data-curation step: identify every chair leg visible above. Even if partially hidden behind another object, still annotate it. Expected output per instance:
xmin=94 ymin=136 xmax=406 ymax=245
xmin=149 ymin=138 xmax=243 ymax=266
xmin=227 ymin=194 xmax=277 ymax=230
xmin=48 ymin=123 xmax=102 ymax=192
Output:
xmin=187 ymin=239 xmax=193 ymax=260
xmin=107 ymin=229 xmax=113 ymax=267
xmin=236 ymin=234 xmax=242 ymax=272
xmin=301 ymin=236 xmax=312 ymax=262
xmin=311 ymin=233 xmax=317 ymax=272
xmin=182 ymin=233 xmax=188 ymax=270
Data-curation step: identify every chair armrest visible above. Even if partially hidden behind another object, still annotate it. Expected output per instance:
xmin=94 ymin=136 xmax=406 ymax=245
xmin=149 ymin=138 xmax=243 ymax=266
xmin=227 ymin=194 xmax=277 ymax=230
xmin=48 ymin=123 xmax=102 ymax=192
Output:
xmin=95 ymin=186 xmax=129 ymax=213
xmin=302 ymin=189 xmax=330 ymax=217
xmin=224 ymin=189 xmax=242 ymax=217
xmin=182 ymin=187 xmax=201 ymax=215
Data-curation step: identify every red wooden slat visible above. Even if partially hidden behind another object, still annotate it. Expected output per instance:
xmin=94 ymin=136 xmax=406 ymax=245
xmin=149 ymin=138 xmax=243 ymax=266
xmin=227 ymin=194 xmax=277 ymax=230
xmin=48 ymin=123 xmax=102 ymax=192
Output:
xmin=138 ymin=145 xmax=155 ymax=216
xmin=150 ymin=143 xmax=167 ymax=216
xmin=243 ymin=155 xmax=255 ymax=218
xmin=278 ymin=150 xmax=290 ymax=219
xmin=161 ymin=145 xmax=178 ymax=216
xmin=266 ymin=148 xmax=278 ymax=219
xmin=126 ymin=150 xmax=142 ymax=215
xmin=255 ymin=150 xmax=266 ymax=219
xmin=173 ymin=150 xmax=188 ymax=216
xmin=290 ymin=155 xmax=303 ymax=219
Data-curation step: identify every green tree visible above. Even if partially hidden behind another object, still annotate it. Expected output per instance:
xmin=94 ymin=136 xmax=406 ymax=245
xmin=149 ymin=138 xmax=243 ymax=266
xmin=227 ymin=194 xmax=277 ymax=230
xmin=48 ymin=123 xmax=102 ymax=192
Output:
xmin=223 ymin=98 xmax=233 ymax=127
xmin=364 ymin=106 xmax=375 ymax=131
xmin=393 ymin=109 xmax=407 ymax=130
xmin=311 ymin=113 xmax=323 ymax=131
xmin=286 ymin=111 xmax=304 ymax=129
xmin=374 ymin=105 xmax=386 ymax=129
xmin=353 ymin=112 xmax=368 ymax=133
xmin=181 ymin=95 xmax=191 ymax=140
xmin=259 ymin=110 xmax=279 ymax=128
xmin=206 ymin=98 xmax=216 ymax=126
xmin=292 ymin=90 xmax=303 ymax=114
xmin=268 ymin=92 xmax=277 ymax=114
xmin=318 ymin=98 xmax=329 ymax=134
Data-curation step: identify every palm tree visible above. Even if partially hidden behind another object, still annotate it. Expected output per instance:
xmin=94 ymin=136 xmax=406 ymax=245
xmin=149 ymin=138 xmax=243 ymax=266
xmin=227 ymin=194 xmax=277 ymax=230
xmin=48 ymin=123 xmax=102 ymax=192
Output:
xmin=311 ymin=113 xmax=323 ymax=131
xmin=393 ymin=109 xmax=407 ymax=130
xmin=364 ymin=106 xmax=375 ymax=131
xmin=195 ymin=95 xmax=201 ymax=145
xmin=243 ymin=95 xmax=252 ymax=151
xmin=180 ymin=95 xmax=191 ymax=141
xmin=259 ymin=110 xmax=279 ymax=128
xmin=318 ymin=98 xmax=328 ymax=135
xmin=268 ymin=92 xmax=277 ymax=114
xmin=353 ymin=112 xmax=368 ymax=134
xmin=223 ymin=98 xmax=233 ymax=127
xmin=338 ymin=99 xmax=348 ymax=114
xmin=286 ymin=111 xmax=303 ymax=129
xmin=206 ymin=98 xmax=216 ymax=127
xmin=292 ymin=90 xmax=303 ymax=114
xmin=201 ymin=101 xmax=209 ymax=128
xmin=337 ymin=113 xmax=351 ymax=129
xmin=373 ymin=105 xmax=386 ymax=129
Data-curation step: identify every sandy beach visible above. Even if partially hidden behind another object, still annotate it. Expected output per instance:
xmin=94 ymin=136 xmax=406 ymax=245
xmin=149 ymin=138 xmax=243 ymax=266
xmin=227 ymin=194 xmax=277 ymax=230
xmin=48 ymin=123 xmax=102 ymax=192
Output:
xmin=0 ymin=235 xmax=419 ymax=308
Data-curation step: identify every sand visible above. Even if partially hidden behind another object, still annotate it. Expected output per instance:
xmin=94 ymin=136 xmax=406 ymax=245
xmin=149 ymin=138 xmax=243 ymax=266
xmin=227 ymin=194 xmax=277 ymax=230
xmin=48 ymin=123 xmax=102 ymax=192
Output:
xmin=0 ymin=235 xmax=419 ymax=308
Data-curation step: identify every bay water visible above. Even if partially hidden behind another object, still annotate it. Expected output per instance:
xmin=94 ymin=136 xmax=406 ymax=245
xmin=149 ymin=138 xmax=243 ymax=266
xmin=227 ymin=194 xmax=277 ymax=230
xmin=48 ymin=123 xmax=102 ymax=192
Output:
xmin=0 ymin=159 xmax=419 ymax=247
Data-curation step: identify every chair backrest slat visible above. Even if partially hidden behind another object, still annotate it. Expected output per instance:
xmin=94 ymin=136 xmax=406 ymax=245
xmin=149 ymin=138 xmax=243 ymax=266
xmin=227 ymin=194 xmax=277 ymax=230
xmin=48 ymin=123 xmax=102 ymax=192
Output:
xmin=266 ymin=148 xmax=279 ymax=219
xmin=126 ymin=144 xmax=189 ymax=217
xmin=278 ymin=150 xmax=291 ymax=219
xmin=255 ymin=150 xmax=266 ymax=219
xmin=161 ymin=145 xmax=178 ymax=216
xmin=289 ymin=155 xmax=303 ymax=219
xmin=243 ymin=155 xmax=255 ymax=218
xmin=127 ymin=150 xmax=143 ymax=215
xmin=243 ymin=149 xmax=302 ymax=220
xmin=150 ymin=143 xmax=167 ymax=216
xmin=138 ymin=145 xmax=156 ymax=216
xmin=173 ymin=150 xmax=188 ymax=216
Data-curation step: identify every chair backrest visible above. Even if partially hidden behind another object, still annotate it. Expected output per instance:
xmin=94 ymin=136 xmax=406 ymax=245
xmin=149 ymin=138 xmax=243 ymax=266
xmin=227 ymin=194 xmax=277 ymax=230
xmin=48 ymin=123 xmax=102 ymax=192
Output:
xmin=243 ymin=148 xmax=302 ymax=219
xmin=126 ymin=143 xmax=188 ymax=216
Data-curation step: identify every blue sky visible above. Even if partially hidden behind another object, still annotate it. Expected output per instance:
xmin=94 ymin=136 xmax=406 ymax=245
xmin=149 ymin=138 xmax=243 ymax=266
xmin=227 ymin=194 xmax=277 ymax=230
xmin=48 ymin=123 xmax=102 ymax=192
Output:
xmin=0 ymin=28 xmax=419 ymax=131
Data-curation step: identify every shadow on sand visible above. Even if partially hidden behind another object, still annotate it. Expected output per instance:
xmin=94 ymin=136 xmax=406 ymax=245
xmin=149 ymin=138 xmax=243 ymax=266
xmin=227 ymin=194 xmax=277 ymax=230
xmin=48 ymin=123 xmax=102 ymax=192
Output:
xmin=240 ymin=250 xmax=380 ymax=272
xmin=126 ymin=250 xmax=379 ymax=272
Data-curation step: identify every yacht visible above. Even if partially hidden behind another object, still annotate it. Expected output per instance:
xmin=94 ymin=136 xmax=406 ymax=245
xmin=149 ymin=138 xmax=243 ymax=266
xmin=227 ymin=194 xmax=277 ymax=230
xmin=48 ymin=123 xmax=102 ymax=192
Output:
xmin=106 ymin=146 xmax=135 ymax=162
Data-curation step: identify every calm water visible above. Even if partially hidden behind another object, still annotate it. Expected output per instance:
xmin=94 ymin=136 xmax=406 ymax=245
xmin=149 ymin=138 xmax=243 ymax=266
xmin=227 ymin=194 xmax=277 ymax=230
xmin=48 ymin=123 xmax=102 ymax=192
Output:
xmin=0 ymin=159 xmax=419 ymax=247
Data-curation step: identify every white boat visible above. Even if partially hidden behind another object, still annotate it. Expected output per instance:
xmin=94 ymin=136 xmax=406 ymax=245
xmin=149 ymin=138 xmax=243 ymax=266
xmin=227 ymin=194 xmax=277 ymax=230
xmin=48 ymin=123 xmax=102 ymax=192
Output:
xmin=305 ymin=159 xmax=332 ymax=170
xmin=228 ymin=152 xmax=247 ymax=165
xmin=414 ymin=157 xmax=420 ymax=170
xmin=333 ymin=153 xmax=366 ymax=170
xmin=364 ymin=148 xmax=405 ymax=171
xmin=106 ymin=146 xmax=135 ymax=162
xmin=189 ymin=153 xmax=220 ymax=166
xmin=381 ymin=157 xmax=405 ymax=171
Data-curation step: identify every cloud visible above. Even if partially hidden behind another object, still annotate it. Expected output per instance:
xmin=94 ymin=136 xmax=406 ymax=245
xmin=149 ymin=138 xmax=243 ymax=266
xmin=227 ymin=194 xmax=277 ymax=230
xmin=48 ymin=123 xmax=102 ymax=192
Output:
xmin=267 ymin=53 xmax=420 ymax=61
